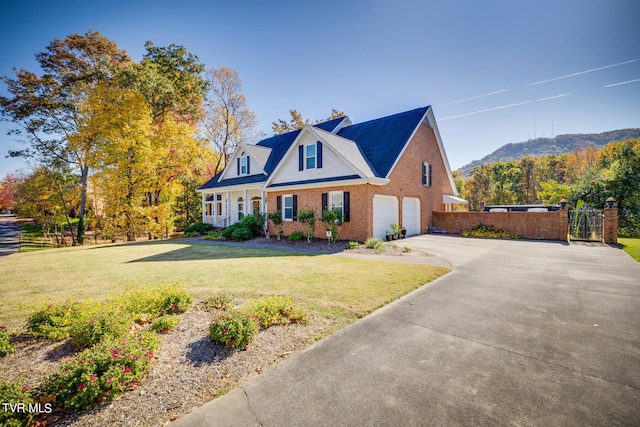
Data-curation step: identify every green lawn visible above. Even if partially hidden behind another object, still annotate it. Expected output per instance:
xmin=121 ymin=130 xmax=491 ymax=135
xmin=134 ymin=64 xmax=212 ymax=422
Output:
xmin=0 ymin=240 xmax=449 ymax=333
xmin=20 ymin=223 xmax=59 ymax=252
xmin=618 ymin=237 xmax=640 ymax=262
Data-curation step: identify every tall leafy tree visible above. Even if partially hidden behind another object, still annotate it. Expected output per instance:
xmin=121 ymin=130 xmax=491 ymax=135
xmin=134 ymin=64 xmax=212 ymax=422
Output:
xmin=200 ymin=67 xmax=259 ymax=175
xmin=0 ymin=30 xmax=131 ymax=243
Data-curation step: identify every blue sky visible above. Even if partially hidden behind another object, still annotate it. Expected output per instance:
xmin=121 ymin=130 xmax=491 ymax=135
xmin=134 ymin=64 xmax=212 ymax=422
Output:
xmin=1 ymin=0 xmax=639 ymax=176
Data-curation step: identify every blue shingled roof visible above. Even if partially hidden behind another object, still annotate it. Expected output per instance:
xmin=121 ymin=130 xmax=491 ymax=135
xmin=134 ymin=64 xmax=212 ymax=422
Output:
xmin=198 ymin=107 xmax=430 ymax=190
xmin=337 ymin=106 xmax=429 ymax=178
xmin=313 ymin=116 xmax=347 ymax=132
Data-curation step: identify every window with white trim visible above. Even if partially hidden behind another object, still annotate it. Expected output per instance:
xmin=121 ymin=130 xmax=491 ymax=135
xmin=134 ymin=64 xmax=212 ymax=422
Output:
xmin=237 ymin=197 xmax=244 ymax=220
xmin=283 ymin=195 xmax=294 ymax=221
xmin=305 ymin=144 xmax=316 ymax=169
xmin=240 ymin=152 xmax=248 ymax=175
xmin=329 ymin=191 xmax=344 ymax=219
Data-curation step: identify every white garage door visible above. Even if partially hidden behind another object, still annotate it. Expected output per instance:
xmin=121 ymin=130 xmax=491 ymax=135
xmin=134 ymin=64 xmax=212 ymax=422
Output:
xmin=373 ymin=195 xmax=399 ymax=239
xmin=402 ymin=198 xmax=420 ymax=236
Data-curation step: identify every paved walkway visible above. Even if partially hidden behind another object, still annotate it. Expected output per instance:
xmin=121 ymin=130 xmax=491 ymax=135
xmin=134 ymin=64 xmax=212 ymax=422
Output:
xmin=171 ymin=235 xmax=640 ymax=426
xmin=0 ymin=215 xmax=21 ymax=257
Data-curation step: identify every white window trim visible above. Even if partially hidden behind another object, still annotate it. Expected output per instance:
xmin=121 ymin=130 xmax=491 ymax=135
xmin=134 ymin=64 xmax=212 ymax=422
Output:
xmin=328 ymin=190 xmax=344 ymax=219
xmin=305 ymin=144 xmax=316 ymax=170
xmin=240 ymin=152 xmax=248 ymax=175
xmin=283 ymin=194 xmax=294 ymax=222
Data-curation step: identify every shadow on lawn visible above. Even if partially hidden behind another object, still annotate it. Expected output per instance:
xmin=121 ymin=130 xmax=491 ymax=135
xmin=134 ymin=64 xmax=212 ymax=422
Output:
xmin=125 ymin=241 xmax=315 ymax=263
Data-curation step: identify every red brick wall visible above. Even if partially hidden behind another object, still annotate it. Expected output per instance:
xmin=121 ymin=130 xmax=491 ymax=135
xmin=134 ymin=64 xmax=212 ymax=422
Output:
xmin=603 ymin=208 xmax=618 ymax=244
xmin=265 ymin=123 xmax=456 ymax=242
xmin=432 ymin=210 xmax=569 ymax=241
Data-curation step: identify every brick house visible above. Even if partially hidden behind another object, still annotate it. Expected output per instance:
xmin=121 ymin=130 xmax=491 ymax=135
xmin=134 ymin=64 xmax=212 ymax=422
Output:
xmin=197 ymin=106 xmax=467 ymax=241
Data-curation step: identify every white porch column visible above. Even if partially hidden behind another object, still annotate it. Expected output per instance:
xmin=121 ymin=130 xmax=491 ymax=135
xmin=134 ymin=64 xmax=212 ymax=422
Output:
xmin=226 ymin=191 xmax=231 ymax=226
xmin=244 ymin=189 xmax=249 ymax=216
xmin=261 ymin=191 xmax=267 ymax=214
xmin=201 ymin=193 xmax=206 ymax=222
xmin=212 ymin=192 xmax=217 ymax=224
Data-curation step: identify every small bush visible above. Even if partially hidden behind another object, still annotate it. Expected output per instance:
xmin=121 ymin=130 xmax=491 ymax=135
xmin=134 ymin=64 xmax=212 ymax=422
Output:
xmin=203 ymin=293 xmax=234 ymax=311
xmin=0 ymin=326 xmax=17 ymax=357
xmin=364 ymin=237 xmax=386 ymax=252
xmin=349 ymin=241 xmax=360 ymax=249
xmin=39 ymin=332 xmax=160 ymax=411
xmin=184 ymin=222 xmax=214 ymax=236
xmin=0 ymin=379 xmax=36 ymax=427
xmin=209 ymin=311 xmax=259 ymax=349
xmin=230 ymin=227 xmax=252 ymax=241
xmin=70 ymin=309 xmax=132 ymax=350
xmin=26 ymin=301 xmax=99 ymax=341
xmin=243 ymin=296 xmax=307 ymax=328
xmin=183 ymin=231 xmax=200 ymax=238
xmin=151 ymin=315 xmax=181 ymax=333
xmin=296 ymin=208 xmax=316 ymax=242
xmin=403 ymin=246 xmax=412 ymax=253
xmin=288 ymin=231 xmax=304 ymax=241
xmin=462 ymin=223 xmax=523 ymax=239
xmin=219 ymin=214 xmax=265 ymax=241
xmin=204 ymin=231 xmax=225 ymax=240
xmin=115 ymin=283 xmax=193 ymax=322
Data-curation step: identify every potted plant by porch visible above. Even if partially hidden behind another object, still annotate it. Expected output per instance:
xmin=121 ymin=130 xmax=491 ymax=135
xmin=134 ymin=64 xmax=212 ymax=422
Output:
xmin=390 ymin=223 xmax=401 ymax=239
xmin=385 ymin=231 xmax=393 ymax=241
xmin=401 ymin=227 xmax=407 ymax=239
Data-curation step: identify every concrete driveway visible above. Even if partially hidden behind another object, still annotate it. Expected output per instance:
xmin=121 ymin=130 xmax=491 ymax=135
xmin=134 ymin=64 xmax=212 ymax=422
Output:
xmin=172 ymin=235 xmax=640 ymax=426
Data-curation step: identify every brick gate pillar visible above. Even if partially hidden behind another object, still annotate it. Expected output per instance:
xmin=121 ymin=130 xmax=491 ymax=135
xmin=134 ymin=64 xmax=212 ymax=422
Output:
xmin=603 ymin=208 xmax=618 ymax=245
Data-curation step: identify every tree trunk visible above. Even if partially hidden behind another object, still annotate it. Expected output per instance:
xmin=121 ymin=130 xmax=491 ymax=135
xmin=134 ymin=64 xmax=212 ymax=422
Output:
xmin=77 ymin=164 xmax=89 ymax=244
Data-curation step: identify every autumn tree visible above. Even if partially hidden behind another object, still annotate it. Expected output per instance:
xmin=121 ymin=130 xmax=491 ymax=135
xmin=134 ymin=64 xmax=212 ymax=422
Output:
xmin=272 ymin=109 xmax=346 ymax=135
xmin=199 ymin=67 xmax=259 ymax=175
xmin=0 ymin=174 xmax=22 ymax=212
xmin=0 ymin=30 xmax=131 ymax=243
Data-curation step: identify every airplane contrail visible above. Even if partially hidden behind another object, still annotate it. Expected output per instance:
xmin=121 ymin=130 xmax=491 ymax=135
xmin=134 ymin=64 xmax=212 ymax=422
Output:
xmin=604 ymin=78 xmax=640 ymax=88
xmin=537 ymin=93 xmax=571 ymax=102
xmin=526 ymin=59 xmax=639 ymax=86
xmin=439 ymin=100 xmax=533 ymax=121
xmin=438 ymin=89 xmax=510 ymax=107
xmin=440 ymin=93 xmax=572 ymax=121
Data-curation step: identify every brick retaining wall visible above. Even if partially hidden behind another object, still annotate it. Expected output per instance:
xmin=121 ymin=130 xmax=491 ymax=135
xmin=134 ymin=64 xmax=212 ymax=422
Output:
xmin=432 ymin=210 xmax=569 ymax=241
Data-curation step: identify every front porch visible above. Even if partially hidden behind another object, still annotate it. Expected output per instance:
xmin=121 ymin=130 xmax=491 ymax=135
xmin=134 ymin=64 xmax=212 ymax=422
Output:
xmin=201 ymin=188 xmax=267 ymax=228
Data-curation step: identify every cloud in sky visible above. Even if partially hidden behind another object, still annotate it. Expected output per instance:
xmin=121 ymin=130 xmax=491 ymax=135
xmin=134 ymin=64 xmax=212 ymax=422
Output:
xmin=526 ymin=59 xmax=639 ymax=86
xmin=604 ymin=78 xmax=640 ymax=88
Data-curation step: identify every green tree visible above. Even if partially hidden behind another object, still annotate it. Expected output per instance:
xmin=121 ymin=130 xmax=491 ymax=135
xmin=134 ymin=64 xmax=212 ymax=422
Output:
xmin=0 ymin=30 xmax=131 ymax=244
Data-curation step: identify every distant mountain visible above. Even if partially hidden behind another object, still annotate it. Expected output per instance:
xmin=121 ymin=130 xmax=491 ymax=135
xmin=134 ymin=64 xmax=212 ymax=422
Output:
xmin=457 ymin=129 xmax=640 ymax=177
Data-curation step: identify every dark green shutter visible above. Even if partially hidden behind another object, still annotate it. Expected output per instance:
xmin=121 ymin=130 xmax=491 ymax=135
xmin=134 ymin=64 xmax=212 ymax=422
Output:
xmin=247 ymin=156 xmax=250 ymax=174
xmin=298 ymin=146 xmax=304 ymax=171
xmin=322 ymin=193 xmax=328 ymax=212
xmin=292 ymin=195 xmax=298 ymax=219
xmin=422 ymin=162 xmax=427 ymax=186
xmin=428 ymin=164 xmax=433 ymax=187
xmin=343 ymin=191 xmax=350 ymax=222
xmin=237 ymin=158 xmax=241 ymax=175
xmin=276 ymin=196 xmax=281 ymax=211
xmin=317 ymin=141 xmax=323 ymax=169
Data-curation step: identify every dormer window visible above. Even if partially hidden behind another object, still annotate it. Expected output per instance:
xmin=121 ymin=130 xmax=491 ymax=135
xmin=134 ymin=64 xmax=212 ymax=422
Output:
xmin=306 ymin=144 xmax=316 ymax=169
xmin=298 ymin=141 xmax=323 ymax=171
xmin=237 ymin=152 xmax=250 ymax=175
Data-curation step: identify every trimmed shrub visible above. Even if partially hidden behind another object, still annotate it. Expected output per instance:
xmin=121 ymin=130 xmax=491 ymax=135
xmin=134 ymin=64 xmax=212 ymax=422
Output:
xmin=287 ymin=231 xmax=304 ymax=241
xmin=243 ymin=296 xmax=307 ymax=328
xmin=348 ymin=241 xmax=360 ymax=249
xmin=209 ymin=311 xmax=258 ymax=349
xmin=461 ymin=223 xmax=523 ymax=239
xmin=39 ymin=332 xmax=160 ymax=411
xmin=184 ymin=222 xmax=214 ymax=236
xmin=230 ymin=227 xmax=252 ymax=242
xmin=115 ymin=283 xmax=193 ymax=322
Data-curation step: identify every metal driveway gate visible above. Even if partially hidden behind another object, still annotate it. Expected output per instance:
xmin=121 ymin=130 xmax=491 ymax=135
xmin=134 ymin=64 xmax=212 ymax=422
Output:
xmin=569 ymin=207 xmax=603 ymax=242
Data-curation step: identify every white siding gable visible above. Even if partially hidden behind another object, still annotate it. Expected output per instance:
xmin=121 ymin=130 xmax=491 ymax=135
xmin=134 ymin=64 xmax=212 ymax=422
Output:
xmin=220 ymin=144 xmax=270 ymax=181
xmin=268 ymin=128 xmax=364 ymax=186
